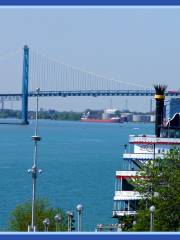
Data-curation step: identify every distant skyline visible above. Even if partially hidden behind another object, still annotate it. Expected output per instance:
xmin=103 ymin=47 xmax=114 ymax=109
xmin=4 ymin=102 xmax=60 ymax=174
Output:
xmin=0 ymin=7 xmax=180 ymax=112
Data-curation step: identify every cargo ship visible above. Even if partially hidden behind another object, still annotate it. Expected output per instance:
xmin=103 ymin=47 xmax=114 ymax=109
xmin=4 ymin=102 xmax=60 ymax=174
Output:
xmin=112 ymin=85 xmax=180 ymax=220
xmin=81 ymin=109 xmax=123 ymax=123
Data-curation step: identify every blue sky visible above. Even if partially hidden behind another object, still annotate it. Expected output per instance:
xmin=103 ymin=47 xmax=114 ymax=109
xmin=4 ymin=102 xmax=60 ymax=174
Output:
xmin=0 ymin=7 xmax=179 ymax=112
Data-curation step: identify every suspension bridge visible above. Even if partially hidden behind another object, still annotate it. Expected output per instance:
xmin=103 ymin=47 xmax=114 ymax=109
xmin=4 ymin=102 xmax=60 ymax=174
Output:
xmin=0 ymin=45 xmax=180 ymax=124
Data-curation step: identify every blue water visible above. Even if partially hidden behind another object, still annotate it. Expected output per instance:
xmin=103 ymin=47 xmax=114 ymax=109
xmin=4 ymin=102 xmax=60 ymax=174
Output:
xmin=0 ymin=120 xmax=153 ymax=231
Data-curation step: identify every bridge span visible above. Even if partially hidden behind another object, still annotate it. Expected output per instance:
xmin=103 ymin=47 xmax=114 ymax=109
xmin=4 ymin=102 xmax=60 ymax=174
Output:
xmin=1 ymin=45 xmax=179 ymax=124
xmin=0 ymin=89 xmax=180 ymax=99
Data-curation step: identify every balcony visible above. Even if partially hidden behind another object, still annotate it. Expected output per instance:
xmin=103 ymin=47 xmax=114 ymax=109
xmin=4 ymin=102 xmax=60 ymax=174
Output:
xmin=116 ymin=170 xmax=139 ymax=177
xmin=114 ymin=191 xmax=142 ymax=200
xmin=129 ymin=135 xmax=180 ymax=144
xmin=123 ymin=153 xmax=164 ymax=160
xmin=112 ymin=210 xmax=136 ymax=217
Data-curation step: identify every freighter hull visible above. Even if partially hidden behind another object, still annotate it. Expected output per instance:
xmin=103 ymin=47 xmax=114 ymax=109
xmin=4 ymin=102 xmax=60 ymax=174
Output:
xmin=80 ymin=118 xmax=123 ymax=123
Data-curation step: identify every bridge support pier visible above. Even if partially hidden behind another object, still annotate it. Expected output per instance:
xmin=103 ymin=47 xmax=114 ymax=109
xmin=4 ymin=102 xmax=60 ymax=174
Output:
xmin=22 ymin=45 xmax=29 ymax=125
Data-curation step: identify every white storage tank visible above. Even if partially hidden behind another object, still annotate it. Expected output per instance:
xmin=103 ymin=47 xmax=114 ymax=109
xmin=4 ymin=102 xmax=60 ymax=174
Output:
xmin=133 ymin=115 xmax=150 ymax=122
xmin=120 ymin=113 xmax=133 ymax=122
xmin=133 ymin=115 xmax=142 ymax=122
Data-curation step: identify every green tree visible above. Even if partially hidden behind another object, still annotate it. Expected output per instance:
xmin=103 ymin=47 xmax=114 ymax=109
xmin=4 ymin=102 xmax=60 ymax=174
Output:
xmin=132 ymin=148 xmax=180 ymax=231
xmin=117 ymin=215 xmax=135 ymax=231
xmin=8 ymin=199 xmax=68 ymax=232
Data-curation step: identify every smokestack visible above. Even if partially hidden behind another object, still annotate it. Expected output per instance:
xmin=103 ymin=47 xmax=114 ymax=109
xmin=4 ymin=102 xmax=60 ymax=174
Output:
xmin=154 ymin=84 xmax=167 ymax=137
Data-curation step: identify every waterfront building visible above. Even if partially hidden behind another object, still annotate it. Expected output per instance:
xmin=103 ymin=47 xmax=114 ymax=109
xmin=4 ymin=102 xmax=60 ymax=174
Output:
xmin=165 ymin=98 xmax=180 ymax=120
xmin=112 ymin=86 xmax=180 ymax=219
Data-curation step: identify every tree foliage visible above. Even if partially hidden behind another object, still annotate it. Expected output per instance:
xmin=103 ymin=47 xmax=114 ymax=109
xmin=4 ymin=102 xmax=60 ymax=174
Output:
xmin=132 ymin=148 xmax=180 ymax=231
xmin=8 ymin=199 xmax=68 ymax=232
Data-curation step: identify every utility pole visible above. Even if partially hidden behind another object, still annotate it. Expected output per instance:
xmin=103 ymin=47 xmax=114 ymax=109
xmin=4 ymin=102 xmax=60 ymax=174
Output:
xmin=28 ymin=88 xmax=42 ymax=232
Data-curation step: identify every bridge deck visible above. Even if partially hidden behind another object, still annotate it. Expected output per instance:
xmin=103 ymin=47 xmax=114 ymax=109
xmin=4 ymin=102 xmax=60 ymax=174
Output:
xmin=0 ymin=90 xmax=179 ymax=99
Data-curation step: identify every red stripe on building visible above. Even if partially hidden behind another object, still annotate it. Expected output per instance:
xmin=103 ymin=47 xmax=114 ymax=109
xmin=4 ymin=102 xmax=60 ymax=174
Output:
xmin=116 ymin=175 xmax=145 ymax=179
xmin=129 ymin=141 xmax=180 ymax=145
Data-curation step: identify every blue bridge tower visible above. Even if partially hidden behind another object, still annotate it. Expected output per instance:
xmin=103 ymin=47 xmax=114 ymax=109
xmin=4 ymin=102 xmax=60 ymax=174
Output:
xmin=22 ymin=45 xmax=29 ymax=125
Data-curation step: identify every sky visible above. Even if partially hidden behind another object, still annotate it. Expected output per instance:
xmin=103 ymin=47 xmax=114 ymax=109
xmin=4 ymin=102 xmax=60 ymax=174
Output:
xmin=0 ymin=7 xmax=180 ymax=112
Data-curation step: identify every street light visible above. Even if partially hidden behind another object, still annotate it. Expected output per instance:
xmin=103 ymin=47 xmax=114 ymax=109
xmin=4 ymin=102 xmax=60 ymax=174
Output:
xmin=54 ymin=214 xmax=61 ymax=232
xmin=96 ymin=224 xmax=103 ymax=232
xmin=43 ymin=218 xmax=50 ymax=232
xmin=67 ymin=211 xmax=75 ymax=231
xmin=76 ymin=204 xmax=83 ymax=232
xmin=124 ymin=144 xmax=127 ymax=153
xmin=109 ymin=224 xmax=113 ymax=231
xmin=27 ymin=88 xmax=42 ymax=232
xmin=149 ymin=205 xmax=155 ymax=232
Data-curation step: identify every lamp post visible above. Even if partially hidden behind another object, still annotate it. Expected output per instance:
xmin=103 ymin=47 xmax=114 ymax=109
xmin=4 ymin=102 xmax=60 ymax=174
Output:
xmin=149 ymin=205 xmax=155 ymax=232
xmin=27 ymin=88 xmax=42 ymax=232
xmin=109 ymin=224 xmax=113 ymax=231
xmin=43 ymin=218 xmax=50 ymax=232
xmin=124 ymin=144 xmax=127 ymax=153
xmin=76 ymin=204 xmax=83 ymax=232
xmin=54 ymin=214 xmax=61 ymax=232
xmin=97 ymin=224 xmax=103 ymax=232
xmin=67 ymin=211 xmax=74 ymax=231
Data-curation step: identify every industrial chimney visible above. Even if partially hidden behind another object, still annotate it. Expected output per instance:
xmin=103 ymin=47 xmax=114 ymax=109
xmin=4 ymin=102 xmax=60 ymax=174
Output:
xmin=154 ymin=84 xmax=167 ymax=137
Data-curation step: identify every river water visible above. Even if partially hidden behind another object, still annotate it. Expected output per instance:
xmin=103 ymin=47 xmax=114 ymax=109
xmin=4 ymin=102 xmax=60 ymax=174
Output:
xmin=0 ymin=120 xmax=153 ymax=231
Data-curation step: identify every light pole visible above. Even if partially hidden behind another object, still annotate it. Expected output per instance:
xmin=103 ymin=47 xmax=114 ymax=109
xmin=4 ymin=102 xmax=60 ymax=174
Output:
xmin=67 ymin=211 xmax=74 ymax=231
xmin=76 ymin=204 xmax=83 ymax=232
xmin=109 ymin=224 xmax=113 ymax=231
xmin=149 ymin=205 xmax=155 ymax=232
xmin=43 ymin=218 xmax=50 ymax=232
xmin=54 ymin=214 xmax=61 ymax=232
xmin=96 ymin=224 xmax=103 ymax=232
xmin=124 ymin=144 xmax=127 ymax=153
xmin=27 ymin=88 xmax=42 ymax=232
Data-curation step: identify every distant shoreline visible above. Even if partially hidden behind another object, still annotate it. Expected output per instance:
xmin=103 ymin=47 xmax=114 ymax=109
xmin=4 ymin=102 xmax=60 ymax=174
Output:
xmin=0 ymin=109 xmax=155 ymax=123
